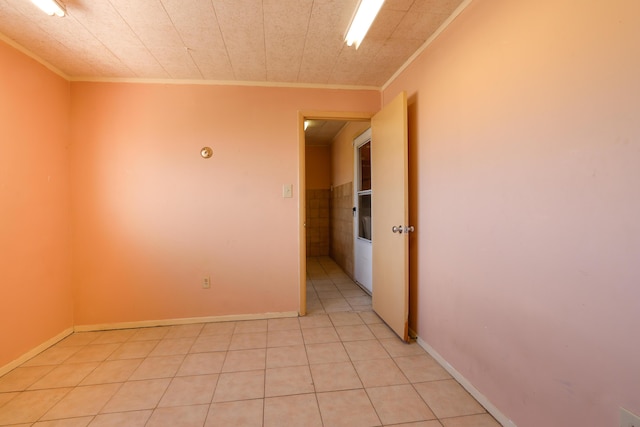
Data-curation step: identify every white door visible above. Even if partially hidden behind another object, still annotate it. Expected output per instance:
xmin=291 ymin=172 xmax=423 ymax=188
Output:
xmin=353 ymin=129 xmax=372 ymax=293
xmin=371 ymin=91 xmax=411 ymax=341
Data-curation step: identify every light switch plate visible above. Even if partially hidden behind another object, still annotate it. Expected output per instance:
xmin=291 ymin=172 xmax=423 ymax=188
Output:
xmin=620 ymin=407 xmax=640 ymax=427
xmin=282 ymin=184 xmax=293 ymax=198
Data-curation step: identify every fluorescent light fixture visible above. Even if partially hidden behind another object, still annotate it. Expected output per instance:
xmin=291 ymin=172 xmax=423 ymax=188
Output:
xmin=31 ymin=0 xmax=66 ymax=17
xmin=345 ymin=0 xmax=385 ymax=49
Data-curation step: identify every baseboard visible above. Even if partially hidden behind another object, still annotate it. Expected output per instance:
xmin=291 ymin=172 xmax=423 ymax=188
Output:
xmin=74 ymin=311 xmax=300 ymax=332
xmin=414 ymin=333 xmax=517 ymax=427
xmin=0 ymin=327 xmax=74 ymax=377
xmin=2 ymin=312 xmax=299 ymax=376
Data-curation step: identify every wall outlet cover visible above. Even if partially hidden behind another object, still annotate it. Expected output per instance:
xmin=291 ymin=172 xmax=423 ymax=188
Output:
xmin=282 ymin=184 xmax=293 ymax=198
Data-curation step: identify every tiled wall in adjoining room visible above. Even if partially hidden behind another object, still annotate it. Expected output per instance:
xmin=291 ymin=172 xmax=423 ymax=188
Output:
xmin=330 ymin=182 xmax=354 ymax=278
xmin=306 ymin=189 xmax=330 ymax=256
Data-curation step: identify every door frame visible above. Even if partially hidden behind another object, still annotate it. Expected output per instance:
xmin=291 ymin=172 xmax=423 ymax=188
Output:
xmin=353 ymin=128 xmax=373 ymax=294
xmin=297 ymin=110 xmax=373 ymax=315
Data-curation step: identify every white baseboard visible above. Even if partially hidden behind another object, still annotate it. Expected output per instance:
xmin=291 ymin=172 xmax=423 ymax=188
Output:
xmin=414 ymin=334 xmax=517 ymax=427
xmin=1 ymin=312 xmax=298 ymax=375
xmin=0 ymin=327 xmax=74 ymax=377
xmin=74 ymin=311 xmax=299 ymax=332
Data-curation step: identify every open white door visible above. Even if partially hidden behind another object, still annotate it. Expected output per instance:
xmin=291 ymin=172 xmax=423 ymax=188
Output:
xmin=353 ymin=129 xmax=373 ymax=294
xmin=371 ymin=91 xmax=410 ymax=342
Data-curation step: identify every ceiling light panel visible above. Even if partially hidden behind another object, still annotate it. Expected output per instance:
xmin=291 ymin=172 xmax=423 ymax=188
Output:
xmin=345 ymin=0 xmax=385 ymax=49
xmin=31 ymin=0 xmax=65 ymax=17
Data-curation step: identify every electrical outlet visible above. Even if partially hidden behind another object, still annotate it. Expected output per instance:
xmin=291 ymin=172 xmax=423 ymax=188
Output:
xmin=202 ymin=276 xmax=211 ymax=289
xmin=620 ymin=407 xmax=640 ymax=427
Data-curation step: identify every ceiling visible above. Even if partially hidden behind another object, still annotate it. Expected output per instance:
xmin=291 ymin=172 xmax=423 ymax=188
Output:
xmin=305 ymin=119 xmax=351 ymax=146
xmin=0 ymin=0 xmax=465 ymax=87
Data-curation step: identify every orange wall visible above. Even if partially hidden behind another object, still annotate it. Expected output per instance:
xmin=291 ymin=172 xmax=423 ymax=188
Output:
xmin=0 ymin=41 xmax=73 ymax=367
xmin=70 ymin=82 xmax=379 ymax=326
xmin=384 ymin=1 xmax=640 ymax=426
xmin=305 ymin=145 xmax=331 ymax=190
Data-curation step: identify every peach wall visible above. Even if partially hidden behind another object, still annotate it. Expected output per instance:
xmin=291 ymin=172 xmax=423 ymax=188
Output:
xmin=70 ymin=82 xmax=379 ymax=326
xmin=331 ymin=121 xmax=370 ymax=187
xmin=0 ymin=41 xmax=72 ymax=368
xmin=305 ymin=145 xmax=331 ymax=189
xmin=384 ymin=1 xmax=640 ymax=426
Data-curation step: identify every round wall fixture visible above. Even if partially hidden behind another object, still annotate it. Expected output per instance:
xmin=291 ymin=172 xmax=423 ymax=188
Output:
xmin=200 ymin=147 xmax=213 ymax=158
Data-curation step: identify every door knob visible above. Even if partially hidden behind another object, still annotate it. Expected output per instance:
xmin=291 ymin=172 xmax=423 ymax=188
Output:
xmin=392 ymin=225 xmax=414 ymax=234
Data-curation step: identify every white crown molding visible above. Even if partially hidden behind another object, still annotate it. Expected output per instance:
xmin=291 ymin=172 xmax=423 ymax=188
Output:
xmin=68 ymin=76 xmax=380 ymax=91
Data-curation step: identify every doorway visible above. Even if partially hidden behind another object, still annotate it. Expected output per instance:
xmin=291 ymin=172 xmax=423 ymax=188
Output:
xmin=299 ymin=92 xmax=410 ymax=341
xmin=298 ymin=112 xmax=371 ymax=315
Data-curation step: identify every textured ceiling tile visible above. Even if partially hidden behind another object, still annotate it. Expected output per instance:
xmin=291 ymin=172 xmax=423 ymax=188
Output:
xmin=383 ymin=0 xmax=416 ymax=11
xmin=359 ymin=36 xmax=425 ymax=86
xmin=308 ymin=0 xmax=357 ymax=41
xmin=108 ymin=0 xmax=183 ymax=48
xmin=160 ymin=1 xmax=228 ymax=56
xmin=297 ymin=61 xmax=334 ymax=84
xmin=333 ymin=45 xmax=377 ymax=71
xmin=0 ymin=0 xmax=467 ymax=86
xmin=265 ymin=30 xmax=309 ymax=81
xmin=161 ymin=0 xmax=219 ymax=34
xmin=50 ymin=18 xmax=135 ymax=77
xmin=305 ymin=120 xmax=348 ymax=145
xmin=106 ymin=0 xmax=197 ymax=77
xmin=391 ymin=10 xmax=450 ymax=41
xmin=366 ymin=9 xmax=405 ymax=41
xmin=357 ymin=57 xmax=404 ymax=86
xmin=328 ymin=50 xmax=376 ymax=85
xmin=330 ymin=33 xmax=383 ymax=83
xmin=70 ymin=57 xmax=131 ymax=78
xmin=356 ymin=69 xmax=390 ymax=87
xmin=380 ymin=36 xmax=425 ymax=56
xmin=263 ymin=0 xmax=313 ymax=82
xmin=186 ymin=50 xmax=235 ymax=80
xmin=410 ymin=0 xmax=466 ymax=14
xmin=69 ymin=1 xmax=164 ymax=78
xmin=55 ymin=60 xmax=98 ymax=77
xmin=0 ymin=1 xmax=93 ymax=75
xmin=161 ymin=0 xmax=233 ymax=79
xmin=151 ymin=47 xmax=203 ymax=79
xmin=0 ymin=0 xmax=53 ymax=24
xmin=267 ymin=68 xmax=298 ymax=83
xmin=0 ymin=0 xmax=29 ymax=27
xmin=4 ymin=1 xmax=134 ymax=77
xmin=46 ymin=44 xmax=99 ymax=76
xmin=328 ymin=69 xmax=364 ymax=86
xmin=232 ymin=65 xmax=267 ymax=82
xmin=298 ymin=0 xmax=357 ymax=84
xmin=0 ymin=5 xmax=51 ymax=54
xmin=214 ymin=0 xmax=266 ymax=81
xmin=95 ymin=44 xmax=168 ymax=77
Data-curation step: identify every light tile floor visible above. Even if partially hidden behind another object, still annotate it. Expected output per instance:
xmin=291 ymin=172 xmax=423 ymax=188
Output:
xmin=0 ymin=257 xmax=501 ymax=426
